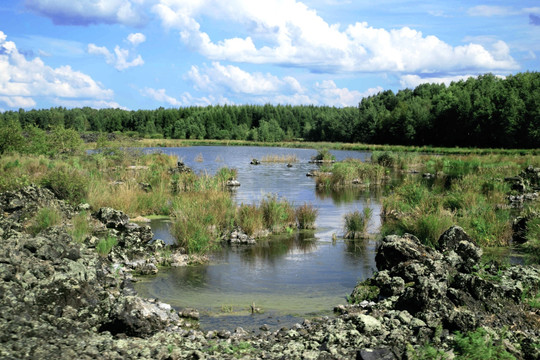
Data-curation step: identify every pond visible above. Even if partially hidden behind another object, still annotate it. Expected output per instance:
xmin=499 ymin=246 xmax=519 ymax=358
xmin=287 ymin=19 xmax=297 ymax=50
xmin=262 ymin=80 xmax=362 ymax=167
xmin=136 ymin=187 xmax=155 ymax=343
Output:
xmin=134 ymin=146 xmax=381 ymax=332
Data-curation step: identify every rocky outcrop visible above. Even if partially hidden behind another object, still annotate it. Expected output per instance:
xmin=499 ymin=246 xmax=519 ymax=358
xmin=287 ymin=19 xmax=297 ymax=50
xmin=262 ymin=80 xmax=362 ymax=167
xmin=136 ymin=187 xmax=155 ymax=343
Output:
xmin=1 ymin=187 xmax=539 ymax=359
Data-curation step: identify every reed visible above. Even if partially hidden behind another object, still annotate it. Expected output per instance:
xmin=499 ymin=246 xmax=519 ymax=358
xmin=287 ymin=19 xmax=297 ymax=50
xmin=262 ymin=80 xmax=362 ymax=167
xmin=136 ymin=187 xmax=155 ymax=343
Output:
xmin=260 ymin=154 xmax=298 ymax=163
xmin=344 ymin=207 xmax=372 ymax=239
xmin=296 ymin=203 xmax=318 ymax=229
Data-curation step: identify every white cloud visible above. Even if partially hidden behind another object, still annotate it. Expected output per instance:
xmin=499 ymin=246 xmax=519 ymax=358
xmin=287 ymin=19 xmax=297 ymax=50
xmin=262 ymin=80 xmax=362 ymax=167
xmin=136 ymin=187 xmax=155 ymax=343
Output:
xmin=467 ymin=6 xmax=516 ymax=17
xmin=0 ymin=31 xmax=115 ymax=109
xmin=315 ymin=80 xmax=382 ymax=107
xmin=25 ymin=0 xmax=147 ymax=26
xmin=141 ymin=87 xmax=182 ymax=106
xmin=88 ymin=34 xmax=145 ymax=71
xmin=127 ymin=32 xmax=146 ymax=46
xmin=153 ymin=0 xmax=518 ymax=74
xmin=186 ymin=62 xmax=301 ymax=95
xmin=184 ymin=62 xmax=377 ymax=106
xmin=400 ymin=74 xmax=478 ymax=88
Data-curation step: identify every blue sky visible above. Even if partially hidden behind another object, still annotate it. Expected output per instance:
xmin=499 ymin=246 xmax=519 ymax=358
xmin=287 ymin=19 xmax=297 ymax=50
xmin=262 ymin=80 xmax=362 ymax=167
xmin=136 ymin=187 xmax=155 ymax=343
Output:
xmin=0 ymin=0 xmax=539 ymax=111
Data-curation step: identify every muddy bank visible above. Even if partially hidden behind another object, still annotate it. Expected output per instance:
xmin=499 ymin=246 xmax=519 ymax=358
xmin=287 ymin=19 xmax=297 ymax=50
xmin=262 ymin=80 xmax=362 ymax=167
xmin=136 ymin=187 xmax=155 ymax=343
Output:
xmin=0 ymin=186 xmax=539 ymax=359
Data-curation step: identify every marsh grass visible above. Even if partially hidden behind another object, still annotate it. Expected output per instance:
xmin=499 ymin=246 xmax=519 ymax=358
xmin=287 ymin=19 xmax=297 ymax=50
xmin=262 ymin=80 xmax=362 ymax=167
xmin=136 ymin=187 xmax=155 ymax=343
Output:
xmin=28 ymin=206 xmax=62 ymax=235
xmin=261 ymin=154 xmax=298 ymax=163
xmin=344 ymin=207 xmax=372 ymax=239
xmin=260 ymin=194 xmax=296 ymax=232
xmin=195 ymin=153 xmax=204 ymax=162
xmin=312 ymin=149 xmax=335 ymax=161
xmin=236 ymin=203 xmax=264 ymax=235
xmin=171 ymin=190 xmax=235 ymax=253
xmin=316 ymin=159 xmax=386 ymax=189
xmin=296 ymin=203 xmax=318 ymax=229
xmin=381 ymin=155 xmax=533 ymax=247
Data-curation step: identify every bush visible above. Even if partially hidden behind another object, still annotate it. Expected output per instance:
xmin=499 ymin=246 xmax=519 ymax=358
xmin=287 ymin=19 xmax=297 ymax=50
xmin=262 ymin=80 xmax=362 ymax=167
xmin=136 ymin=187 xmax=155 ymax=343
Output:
xmin=40 ymin=165 xmax=88 ymax=204
xmin=28 ymin=207 xmax=62 ymax=235
xmin=296 ymin=203 xmax=318 ymax=229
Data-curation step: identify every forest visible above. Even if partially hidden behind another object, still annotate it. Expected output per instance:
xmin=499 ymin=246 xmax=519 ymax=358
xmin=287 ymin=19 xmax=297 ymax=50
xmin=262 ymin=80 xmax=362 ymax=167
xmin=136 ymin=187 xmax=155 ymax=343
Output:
xmin=1 ymin=72 xmax=539 ymax=150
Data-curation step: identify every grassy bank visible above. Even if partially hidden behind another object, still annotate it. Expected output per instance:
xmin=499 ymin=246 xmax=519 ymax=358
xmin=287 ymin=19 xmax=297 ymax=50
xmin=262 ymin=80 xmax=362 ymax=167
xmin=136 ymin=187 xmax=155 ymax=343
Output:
xmin=112 ymin=138 xmax=540 ymax=156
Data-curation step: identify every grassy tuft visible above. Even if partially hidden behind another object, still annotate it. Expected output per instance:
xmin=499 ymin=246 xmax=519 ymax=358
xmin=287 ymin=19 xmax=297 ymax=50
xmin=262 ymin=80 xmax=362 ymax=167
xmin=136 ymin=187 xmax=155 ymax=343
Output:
xmin=296 ymin=203 xmax=318 ymax=229
xmin=28 ymin=206 xmax=62 ymax=235
xmin=96 ymin=236 xmax=117 ymax=257
xmin=344 ymin=207 xmax=372 ymax=239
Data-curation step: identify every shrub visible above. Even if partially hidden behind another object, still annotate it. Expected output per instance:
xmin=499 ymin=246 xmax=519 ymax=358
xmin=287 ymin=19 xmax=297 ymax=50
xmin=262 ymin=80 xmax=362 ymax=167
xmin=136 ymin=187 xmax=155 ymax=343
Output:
xmin=40 ymin=165 xmax=87 ymax=204
xmin=296 ymin=203 xmax=318 ymax=229
xmin=28 ymin=207 xmax=62 ymax=235
xmin=96 ymin=236 xmax=117 ymax=257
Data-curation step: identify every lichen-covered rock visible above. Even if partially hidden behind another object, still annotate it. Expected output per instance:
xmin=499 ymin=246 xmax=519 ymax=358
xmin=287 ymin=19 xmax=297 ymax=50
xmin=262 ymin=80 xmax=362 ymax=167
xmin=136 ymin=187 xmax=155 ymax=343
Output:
xmin=375 ymin=233 xmax=439 ymax=271
xmin=96 ymin=207 xmax=130 ymax=229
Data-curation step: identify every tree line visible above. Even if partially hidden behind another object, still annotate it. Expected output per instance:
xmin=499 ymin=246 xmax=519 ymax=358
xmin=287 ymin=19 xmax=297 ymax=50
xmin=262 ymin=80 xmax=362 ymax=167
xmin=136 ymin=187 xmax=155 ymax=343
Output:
xmin=1 ymin=72 xmax=539 ymax=151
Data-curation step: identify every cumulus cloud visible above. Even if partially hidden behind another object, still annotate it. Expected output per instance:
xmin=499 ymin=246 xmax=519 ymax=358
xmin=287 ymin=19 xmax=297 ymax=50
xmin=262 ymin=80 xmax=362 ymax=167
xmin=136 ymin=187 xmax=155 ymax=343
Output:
xmin=184 ymin=62 xmax=378 ymax=106
xmin=400 ymin=74 xmax=477 ymax=88
xmin=153 ymin=0 xmax=518 ymax=74
xmin=186 ymin=62 xmax=302 ymax=95
xmin=141 ymin=87 xmax=182 ymax=106
xmin=315 ymin=80 xmax=382 ymax=107
xmin=25 ymin=0 xmax=147 ymax=26
xmin=0 ymin=31 xmax=115 ymax=109
xmin=127 ymin=32 xmax=146 ymax=46
xmin=88 ymin=33 xmax=145 ymax=71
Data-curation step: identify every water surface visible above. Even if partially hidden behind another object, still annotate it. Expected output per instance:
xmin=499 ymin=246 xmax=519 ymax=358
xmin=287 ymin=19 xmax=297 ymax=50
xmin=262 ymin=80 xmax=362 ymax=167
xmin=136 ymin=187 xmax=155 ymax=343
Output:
xmin=135 ymin=146 xmax=380 ymax=331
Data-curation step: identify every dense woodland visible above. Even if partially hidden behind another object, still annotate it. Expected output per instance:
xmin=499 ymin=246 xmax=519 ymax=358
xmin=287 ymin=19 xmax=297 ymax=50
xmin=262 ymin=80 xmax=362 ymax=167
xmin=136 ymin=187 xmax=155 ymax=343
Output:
xmin=1 ymin=72 xmax=539 ymax=150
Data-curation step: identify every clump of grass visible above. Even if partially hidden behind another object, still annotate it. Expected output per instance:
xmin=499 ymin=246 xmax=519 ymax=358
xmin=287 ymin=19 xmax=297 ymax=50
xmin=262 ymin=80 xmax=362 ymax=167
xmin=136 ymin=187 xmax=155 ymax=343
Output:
xmin=296 ymin=203 xmax=318 ymax=229
xmin=235 ymin=203 xmax=264 ymax=236
xmin=171 ymin=191 xmax=235 ymax=254
xmin=316 ymin=159 xmax=386 ymax=188
xmin=96 ymin=235 xmax=117 ymax=257
xmin=40 ymin=164 xmax=88 ymax=205
xmin=312 ymin=149 xmax=335 ymax=162
xmin=195 ymin=153 xmax=204 ymax=162
xmin=344 ymin=207 xmax=372 ymax=239
xmin=215 ymin=167 xmax=238 ymax=186
xmin=28 ymin=206 xmax=62 ymax=235
xmin=453 ymin=328 xmax=515 ymax=360
xmin=260 ymin=194 xmax=296 ymax=232
xmin=261 ymin=154 xmax=298 ymax=163
xmin=70 ymin=211 xmax=91 ymax=243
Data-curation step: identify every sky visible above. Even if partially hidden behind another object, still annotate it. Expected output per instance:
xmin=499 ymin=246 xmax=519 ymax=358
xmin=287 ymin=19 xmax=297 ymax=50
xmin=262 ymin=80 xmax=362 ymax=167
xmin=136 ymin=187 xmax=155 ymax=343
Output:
xmin=0 ymin=0 xmax=539 ymax=111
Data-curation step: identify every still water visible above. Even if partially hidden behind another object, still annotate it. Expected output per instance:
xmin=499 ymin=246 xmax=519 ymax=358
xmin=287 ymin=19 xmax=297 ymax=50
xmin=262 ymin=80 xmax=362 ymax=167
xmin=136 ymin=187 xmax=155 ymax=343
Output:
xmin=134 ymin=146 xmax=381 ymax=331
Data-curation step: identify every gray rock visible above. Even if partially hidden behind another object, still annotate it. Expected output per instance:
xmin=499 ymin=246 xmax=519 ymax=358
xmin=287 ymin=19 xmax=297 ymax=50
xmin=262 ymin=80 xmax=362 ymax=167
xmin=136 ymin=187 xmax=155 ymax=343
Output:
xmin=96 ymin=207 xmax=129 ymax=229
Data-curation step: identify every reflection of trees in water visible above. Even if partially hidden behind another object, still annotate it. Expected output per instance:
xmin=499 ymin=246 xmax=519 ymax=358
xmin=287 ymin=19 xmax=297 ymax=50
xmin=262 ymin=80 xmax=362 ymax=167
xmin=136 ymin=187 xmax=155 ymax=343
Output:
xmin=343 ymin=238 xmax=378 ymax=270
xmin=171 ymin=264 xmax=209 ymax=287
xmin=233 ymin=230 xmax=318 ymax=265
xmin=315 ymin=186 xmax=384 ymax=204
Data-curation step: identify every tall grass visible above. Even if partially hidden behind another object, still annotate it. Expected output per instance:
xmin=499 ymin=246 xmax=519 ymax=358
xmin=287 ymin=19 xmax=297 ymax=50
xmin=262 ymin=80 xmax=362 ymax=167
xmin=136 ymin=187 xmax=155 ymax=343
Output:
xmin=70 ymin=211 xmax=91 ymax=243
xmin=296 ymin=203 xmax=318 ymax=229
xmin=236 ymin=203 xmax=264 ymax=235
xmin=260 ymin=194 xmax=296 ymax=232
xmin=96 ymin=236 xmax=118 ymax=257
xmin=344 ymin=207 xmax=372 ymax=239
xmin=28 ymin=206 xmax=62 ymax=235
xmin=261 ymin=154 xmax=298 ymax=163
xmin=316 ymin=159 xmax=386 ymax=188
xmin=171 ymin=191 xmax=235 ymax=253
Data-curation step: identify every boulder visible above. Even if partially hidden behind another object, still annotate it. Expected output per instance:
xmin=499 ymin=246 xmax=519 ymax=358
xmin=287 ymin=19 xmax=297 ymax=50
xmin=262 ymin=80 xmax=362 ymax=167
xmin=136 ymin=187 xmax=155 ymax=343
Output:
xmin=104 ymin=296 xmax=181 ymax=337
xmin=96 ymin=207 xmax=129 ymax=230
xmin=375 ymin=233 xmax=438 ymax=271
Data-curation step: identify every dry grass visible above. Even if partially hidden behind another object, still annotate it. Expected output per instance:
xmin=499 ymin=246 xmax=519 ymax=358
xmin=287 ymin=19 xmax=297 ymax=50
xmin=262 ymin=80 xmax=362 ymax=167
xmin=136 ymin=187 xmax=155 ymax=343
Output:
xmin=260 ymin=154 xmax=298 ymax=163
